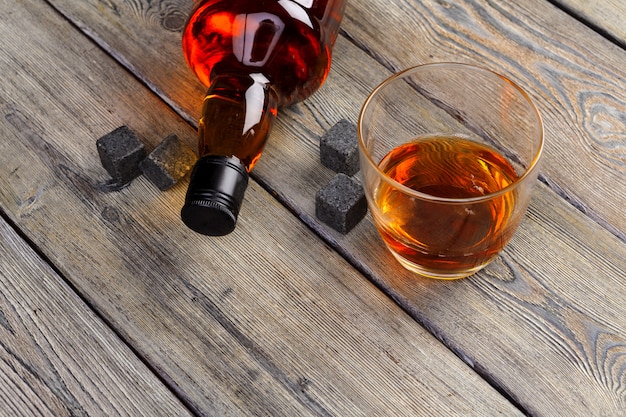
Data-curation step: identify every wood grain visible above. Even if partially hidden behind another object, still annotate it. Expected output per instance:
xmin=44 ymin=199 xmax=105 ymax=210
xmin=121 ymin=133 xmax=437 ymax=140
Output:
xmin=37 ymin=0 xmax=626 ymax=415
xmin=553 ymin=0 xmax=626 ymax=46
xmin=0 ymin=0 xmax=524 ymax=415
xmin=0 ymin=218 xmax=193 ymax=416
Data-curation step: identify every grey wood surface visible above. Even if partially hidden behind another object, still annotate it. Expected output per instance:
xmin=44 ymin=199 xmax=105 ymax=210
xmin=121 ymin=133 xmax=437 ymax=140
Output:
xmin=43 ymin=0 xmax=626 ymax=414
xmin=1 ymin=0 xmax=624 ymax=415
xmin=0 ymin=0 xmax=525 ymax=415
xmin=0 ymin=218 xmax=193 ymax=416
xmin=554 ymin=0 xmax=625 ymax=46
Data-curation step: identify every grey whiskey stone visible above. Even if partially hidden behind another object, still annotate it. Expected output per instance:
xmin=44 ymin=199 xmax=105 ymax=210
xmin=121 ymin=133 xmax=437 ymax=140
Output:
xmin=140 ymin=134 xmax=197 ymax=190
xmin=96 ymin=126 xmax=146 ymax=185
xmin=315 ymin=173 xmax=367 ymax=234
xmin=320 ymin=119 xmax=360 ymax=175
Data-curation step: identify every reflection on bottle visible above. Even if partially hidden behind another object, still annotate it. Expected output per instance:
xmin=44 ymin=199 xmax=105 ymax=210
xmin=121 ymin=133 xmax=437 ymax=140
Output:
xmin=233 ymin=13 xmax=285 ymax=67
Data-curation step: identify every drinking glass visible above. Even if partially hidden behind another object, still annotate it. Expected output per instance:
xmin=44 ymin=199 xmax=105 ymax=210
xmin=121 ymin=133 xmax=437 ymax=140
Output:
xmin=358 ymin=63 xmax=543 ymax=279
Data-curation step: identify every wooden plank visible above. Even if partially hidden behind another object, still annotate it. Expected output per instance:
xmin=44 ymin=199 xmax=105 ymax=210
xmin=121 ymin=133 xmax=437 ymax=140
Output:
xmin=0 ymin=0 xmax=523 ymax=415
xmin=552 ymin=0 xmax=625 ymax=46
xmin=0 ymin=218 xmax=193 ymax=416
xmin=38 ymin=0 xmax=626 ymax=415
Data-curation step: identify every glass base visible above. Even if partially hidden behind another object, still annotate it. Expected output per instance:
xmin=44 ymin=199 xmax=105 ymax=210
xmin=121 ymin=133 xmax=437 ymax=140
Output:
xmin=387 ymin=248 xmax=489 ymax=280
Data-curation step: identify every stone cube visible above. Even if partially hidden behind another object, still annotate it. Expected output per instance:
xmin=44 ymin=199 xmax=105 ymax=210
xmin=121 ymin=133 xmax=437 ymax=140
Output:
xmin=315 ymin=173 xmax=367 ymax=234
xmin=140 ymin=134 xmax=197 ymax=190
xmin=96 ymin=125 xmax=146 ymax=185
xmin=320 ymin=119 xmax=360 ymax=175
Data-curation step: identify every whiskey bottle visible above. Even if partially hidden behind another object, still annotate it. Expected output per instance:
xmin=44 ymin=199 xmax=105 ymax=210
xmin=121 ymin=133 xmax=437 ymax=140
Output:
xmin=180 ymin=0 xmax=347 ymax=235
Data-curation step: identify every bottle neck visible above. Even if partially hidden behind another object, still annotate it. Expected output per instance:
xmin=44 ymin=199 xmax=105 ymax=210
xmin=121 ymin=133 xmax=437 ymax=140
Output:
xmin=197 ymin=73 xmax=279 ymax=172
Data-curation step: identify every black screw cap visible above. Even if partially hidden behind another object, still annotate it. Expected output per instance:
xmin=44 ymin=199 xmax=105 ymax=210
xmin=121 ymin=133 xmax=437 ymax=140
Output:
xmin=181 ymin=155 xmax=249 ymax=236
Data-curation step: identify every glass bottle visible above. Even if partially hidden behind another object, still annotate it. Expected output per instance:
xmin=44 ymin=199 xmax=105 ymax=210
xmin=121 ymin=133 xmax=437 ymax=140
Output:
xmin=180 ymin=0 xmax=347 ymax=235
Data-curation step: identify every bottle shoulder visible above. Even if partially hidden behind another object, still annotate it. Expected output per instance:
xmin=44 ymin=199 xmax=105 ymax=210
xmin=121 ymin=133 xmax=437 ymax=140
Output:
xmin=182 ymin=0 xmax=345 ymax=103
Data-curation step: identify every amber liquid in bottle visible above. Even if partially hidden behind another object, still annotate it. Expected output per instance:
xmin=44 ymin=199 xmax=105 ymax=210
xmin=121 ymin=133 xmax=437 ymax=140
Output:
xmin=374 ymin=135 xmax=520 ymax=275
xmin=180 ymin=0 xmax=346 ymax=235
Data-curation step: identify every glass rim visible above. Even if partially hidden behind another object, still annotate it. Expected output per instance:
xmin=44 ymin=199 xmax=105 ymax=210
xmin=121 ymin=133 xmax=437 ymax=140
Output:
xmin=358 ymin=62 xmax=544 ymax=204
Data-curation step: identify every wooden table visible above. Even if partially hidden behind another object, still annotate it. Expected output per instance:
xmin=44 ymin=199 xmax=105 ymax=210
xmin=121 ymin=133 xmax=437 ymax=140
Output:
xmin=1 ymin=0 xmax=624 ymax=415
